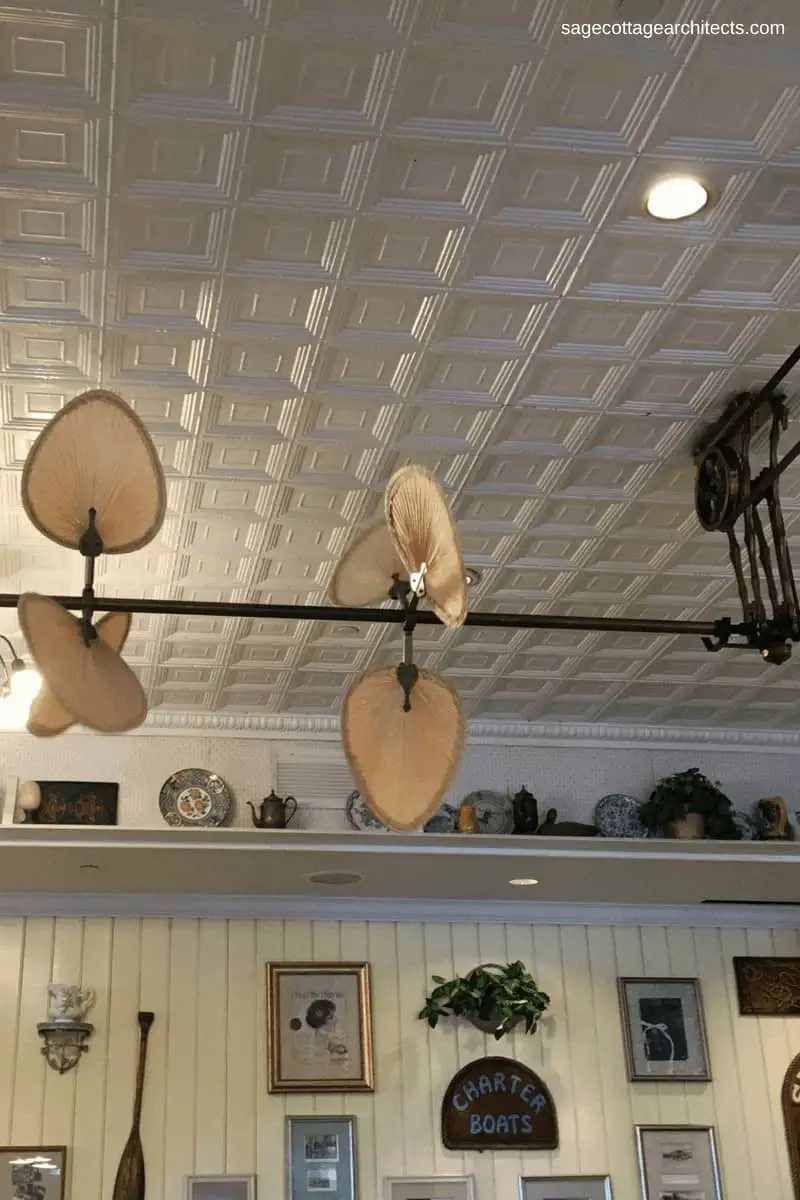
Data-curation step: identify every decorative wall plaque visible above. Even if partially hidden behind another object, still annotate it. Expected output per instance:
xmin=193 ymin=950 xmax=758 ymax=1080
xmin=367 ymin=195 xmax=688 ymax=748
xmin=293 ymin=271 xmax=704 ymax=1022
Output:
xmin=34 ymin=781 xmax=119 ymax=826
xmin=733 ymin=956 xmax=800 ymax=1016
xmin=441 ymin=1056 xmax=558 ymax=1151
xmin=782 ymin=1052 xmax=800 ymax=1198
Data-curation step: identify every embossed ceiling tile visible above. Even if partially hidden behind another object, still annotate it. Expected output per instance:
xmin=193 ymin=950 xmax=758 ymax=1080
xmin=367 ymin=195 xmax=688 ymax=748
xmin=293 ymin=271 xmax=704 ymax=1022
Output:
xmin=612 ymin=500 xmax=695 ymax=539
xmin=564 ymin=569 xmax=648 ymax=604
xmin=682 ymin=242 xmax=800 ymax=309
xmin=0 ymin=12 xmax=106 ymax=110
xmin=325 ymin=286 xmax=439 ymax=348
xmin=417 ymin=0 xmax=552 ymax=44
xmin=583 ymin=414 xmax=691 ymax=459
xmin=241 ymin=130 xmax=373 ymax=212
xmin=0 ymin=113 xmax=100 ymax=193
xmin=453 ymin=227 xmax=585 ymax=297
xmin=504 ymin=650 xmax=575 ymax=678
xmin=689 ymin=0 xmax=800 ymax=73
xmin=180 ymin=518 xmax=259 ymax=558
xmin=572 ymin=234 xmax=707 ymax=303
xmin=374 ymin=449 xmax=471 ymax=492
xmin=457 ymin=530 xmax=510 ymax=566
xmin=365 ymin=140 xmax=499 ymax=221
xmin=536 ymin=300 xmax=664 ymax=360
xmin=390 ymin=401 xmax=491 ymax=453
xmin=606 ymin=157 xmax=754 ymax=240
xmin=151 ymin=434 xmax=194 ymax=478
xmin=199 ymin=392 xmax=289 ymax=441
xmin=110 ymin=272 xmax=218 ymax=334
xmin=267 ymin=0 xmax=415 ymax=39
xmin=746 ymin=311 xmax=800 ymax=370
xmin=115 ymin=19 xmax=256 ymax=119
xmin=345 ymin=218 xmax=467 ymax=287
xmin=515 ymin=54 xmax=671 ymax=153
xmin=0 ymin=323 xmax=96 ymax=381
xmin=490 ymin=409 xmax=593 ymax=461
xmin=485 ymin=149 xmax=625 ymax=230
xmin=531 ymin=497 xmax=620 ymax=538
xmin=557 ymin=456 xmax=651 ymax=499
xmin=150 ymin=687 xmax=211 ymax=710
xmin=453 ymin=492 xmax=530 ymax=533
xmin=159 ymin=640 xmax=228 ymax=668
xmin=254 ymin=35 xmax=398 ymax=133
xmin=610 ymin=363 xmax=729 ymax=417
xmin=0 ymin=195 xmax=98 ymax=265
xmin=431 ymin=293 xmax=545 ymax=356
xmin=115 ymin=118 xmax=242 ymax=202
xmin=287 ymin=444 xmax=372 ymax=489
xmin=386 ymin=44 xmax=532 ymax=141
xmin=584 ymin=536 xmax=671 ymax=573
xmin=650 ymin=307 xmax=765 ymax=365
xmin=637 ymin=573 xmax=727 ymax=608
xmin=119 ymin=387 xmax=200 ymax=437
xmin=521 ymin=361 xmax=624 ymax=410
xmin=313 ymin=343 xmax=417 ymax=401
xmin=207 ymin=337 xmax=307 ymax=394
xmin=507 ymin=532 xmax=591 ymax=570
xmin=415 ymin=352 xmax=516 ymax=406
xmin=110 ymin=199 xmax=228 ymax=271
xmin=195 ymin=437 xmax=285 ymax=481
xmin=271 ymin=486 xmax=363 ymax=530
xmin=667 ymin=538 xmax=731 ymax=575
xmin=228 ymin=211 xmax=346 ymax=282
xmin=220 ymin=279 xmax=328 ymax=341
xmin=194 ymin=481 xmax=268 ymax=520
xmin=102 ymin=330 xmax=209 ymax=388
xmin=467 ymin=452 xmax=563 ymax=498
xmin=491 ymin=567 xmax=570 ymax=601
xmin=0 ymin=264 xmax=95 ymax=326
xmin=174 ymin=552 xmax=254 ymax=588
xmin=297 ymin=398 xmax=390 ymax=448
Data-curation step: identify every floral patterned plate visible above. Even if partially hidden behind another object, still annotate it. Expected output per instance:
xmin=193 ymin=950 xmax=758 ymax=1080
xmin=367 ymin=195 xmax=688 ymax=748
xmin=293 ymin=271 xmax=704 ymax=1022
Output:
xmin=159 ymin=768 xmax=233 ymax=827
xmin=593 ymin=793 xmax=644 ymax=838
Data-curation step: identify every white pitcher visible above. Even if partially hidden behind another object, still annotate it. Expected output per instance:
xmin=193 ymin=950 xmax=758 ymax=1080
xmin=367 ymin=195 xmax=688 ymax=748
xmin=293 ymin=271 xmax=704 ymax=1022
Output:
xmin=47 ymin=984 xmax=95 ymax=1024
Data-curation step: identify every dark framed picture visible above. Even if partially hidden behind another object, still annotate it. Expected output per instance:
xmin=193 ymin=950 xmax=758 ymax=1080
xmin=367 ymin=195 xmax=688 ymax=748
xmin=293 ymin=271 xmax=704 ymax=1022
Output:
xmin=618 ymin=978 xmax=710 ymax=1081
xmin=733 ymin=956 xmax=800 ymax=1015
xmin=0 ymin=1146 xmax=66 ymax=1200
xmin=635 ymin=1125 xmax=722 ymax=1200
xmin=267 ymin=962 xmax=373 ymax=1093
xmin=33 ymin=781 xmax=118 ymax=826
xmin=287 ymin=1117 xmax=356 ymax=1200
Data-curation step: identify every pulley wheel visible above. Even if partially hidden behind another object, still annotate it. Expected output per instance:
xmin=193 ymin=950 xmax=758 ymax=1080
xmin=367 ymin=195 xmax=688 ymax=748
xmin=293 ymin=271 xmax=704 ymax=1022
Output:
xmin=695 ymin=445 xmax=741 ymax=532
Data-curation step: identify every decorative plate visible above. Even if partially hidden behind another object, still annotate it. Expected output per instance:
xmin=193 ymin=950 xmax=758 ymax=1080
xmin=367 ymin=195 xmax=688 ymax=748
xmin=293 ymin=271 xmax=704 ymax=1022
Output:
xmin=345 ymin=790 xmax=386 ymax=831
xmin=159 ymin=768 xmax=233 ymax=828
xmin=593 ymin=793 xmax=645 ymax=838
xmin=463 ymin=790 xmax=514 ymax=834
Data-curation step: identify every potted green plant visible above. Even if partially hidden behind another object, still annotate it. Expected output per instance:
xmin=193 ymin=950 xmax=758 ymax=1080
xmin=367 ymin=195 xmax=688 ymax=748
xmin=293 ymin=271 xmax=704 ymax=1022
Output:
xmin=418 ymin=961 xmax=550 ymax=1039
xmin=639 ymin=768 xmax=741 ymax=840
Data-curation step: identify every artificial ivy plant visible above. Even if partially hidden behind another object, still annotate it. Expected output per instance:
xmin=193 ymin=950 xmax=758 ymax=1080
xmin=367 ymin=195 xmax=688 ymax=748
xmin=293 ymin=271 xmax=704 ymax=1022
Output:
xmin=638 ymin=767 xmax=741 ymax=839
xmin=418 ymin=960 xmax=550 ymax=1039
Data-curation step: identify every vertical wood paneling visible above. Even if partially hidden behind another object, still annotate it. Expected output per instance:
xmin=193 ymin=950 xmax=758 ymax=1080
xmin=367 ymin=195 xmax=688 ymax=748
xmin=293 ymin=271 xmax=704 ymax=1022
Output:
xmin=0 ymin=915 xmax=796 ymax=1200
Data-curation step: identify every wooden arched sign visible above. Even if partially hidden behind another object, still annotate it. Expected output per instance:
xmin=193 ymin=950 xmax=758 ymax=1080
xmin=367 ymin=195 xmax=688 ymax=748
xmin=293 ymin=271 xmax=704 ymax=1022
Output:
xmin=782 ymin=1051 xmax=800 ymax=1197
xmin=441 ymin=1056 xmax=558 ymax=1151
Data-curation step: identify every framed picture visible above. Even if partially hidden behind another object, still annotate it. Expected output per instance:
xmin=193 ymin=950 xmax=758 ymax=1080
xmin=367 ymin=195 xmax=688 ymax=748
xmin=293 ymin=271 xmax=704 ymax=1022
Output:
xmin=519 ymin=1178 xmax=611 ymax=1200
xmin=0 ymin=1146 xmax=66 ymax=1200
xmin=187 ymin=1178 xmax=255 ymax=1200
xmin=385 ymin=1177 xmax=475 ymax=1200
xmin=635 ymin=1125 xmax=722 ymax=1200
xmin=267 ymin=962 xmax=374 ymax=1093
xmin=287 ymin=1117 xmax=356 ymax=1200
xmin=33 ymin=781 xmax=118 ymax=825
xmin=618 ymin=977 xmax=710 ymax=1081
xmin=733 ymin=956 xmax=800 ymax=1015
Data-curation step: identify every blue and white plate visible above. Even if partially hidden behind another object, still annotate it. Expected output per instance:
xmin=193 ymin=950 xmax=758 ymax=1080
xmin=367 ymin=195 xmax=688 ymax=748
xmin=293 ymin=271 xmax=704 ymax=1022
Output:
xmin=345 ymin=790 xmax=386 ymax=831
xmin=593 ymin=793 xmax=644 ymax=838
xmin=424 ymin=803 xmax=457 ymax=833
xmin=463 ymin=789 xmax=514 ymax=834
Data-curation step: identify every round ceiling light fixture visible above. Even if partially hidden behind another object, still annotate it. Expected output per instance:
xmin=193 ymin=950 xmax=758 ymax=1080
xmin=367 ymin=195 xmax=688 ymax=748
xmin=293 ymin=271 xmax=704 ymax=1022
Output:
xmin=307 ymin=871 xmax=363 ymax=886
xmin=509 ymin=877 xmax=539 ymax=887
xmin=645 ymin=176 xmax=709 ymax=221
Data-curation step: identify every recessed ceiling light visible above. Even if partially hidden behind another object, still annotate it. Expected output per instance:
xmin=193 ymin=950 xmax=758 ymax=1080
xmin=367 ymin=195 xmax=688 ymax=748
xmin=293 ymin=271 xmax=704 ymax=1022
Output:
xmin=465 ymin=567 xmax=482 ymax=587
xmin=509 ymin=877 xmax=538 ymax=887
xmin=646 ymin=176 xmax=709 ymax=221
xmin=307 ymin=871 xmax=363 ymax=886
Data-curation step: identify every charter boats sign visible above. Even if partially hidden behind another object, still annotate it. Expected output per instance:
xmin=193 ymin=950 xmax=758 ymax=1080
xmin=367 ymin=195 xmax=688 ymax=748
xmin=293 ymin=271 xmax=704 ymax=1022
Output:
xmin=441 ymin=1056 xmax=558 ymax=1151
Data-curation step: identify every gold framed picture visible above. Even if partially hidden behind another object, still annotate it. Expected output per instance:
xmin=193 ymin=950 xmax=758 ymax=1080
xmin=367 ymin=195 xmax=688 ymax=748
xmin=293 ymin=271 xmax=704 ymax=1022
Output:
xmin=267 ymin=962 xmax=374 ymax=1093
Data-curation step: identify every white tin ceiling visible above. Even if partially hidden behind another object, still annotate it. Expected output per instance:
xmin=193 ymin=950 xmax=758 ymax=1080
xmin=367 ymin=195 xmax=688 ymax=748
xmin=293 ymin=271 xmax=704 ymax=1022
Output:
xmin=1 ymin=0 xmax=800 ymax=730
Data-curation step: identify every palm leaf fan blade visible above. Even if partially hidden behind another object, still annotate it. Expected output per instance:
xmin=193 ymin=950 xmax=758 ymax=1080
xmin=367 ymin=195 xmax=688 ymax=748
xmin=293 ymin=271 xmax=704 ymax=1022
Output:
xmin=22 ymin=389 xmax=166 ymax=554
xmin=342 ymin=666 xmax=464 ymax=831
xmin=18 ymin=594 xmax=147 ymax=735
xmin=26 ymin=611 xmax=133 ymax=737
xmin=329 ymin=521 xmax=405 ymax=608
xmin=385 ymin=465 xmax=468 ymax=628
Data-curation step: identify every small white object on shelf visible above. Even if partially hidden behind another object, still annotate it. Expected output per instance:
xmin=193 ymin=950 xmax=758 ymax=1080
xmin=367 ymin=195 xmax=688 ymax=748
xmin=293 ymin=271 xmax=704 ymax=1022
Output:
xmin=1 ymin=777 xmax=17 ymax=825
xmin=17 ymin=779 xmax=41 ymax=823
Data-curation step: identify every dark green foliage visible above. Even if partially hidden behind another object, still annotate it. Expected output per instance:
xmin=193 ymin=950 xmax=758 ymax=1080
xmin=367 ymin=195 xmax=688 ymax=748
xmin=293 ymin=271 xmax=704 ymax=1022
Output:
xmin=639 ymin=767 xmax=741 ymax=840
xmin=418 ymin=960 xmax=550 ymax=1039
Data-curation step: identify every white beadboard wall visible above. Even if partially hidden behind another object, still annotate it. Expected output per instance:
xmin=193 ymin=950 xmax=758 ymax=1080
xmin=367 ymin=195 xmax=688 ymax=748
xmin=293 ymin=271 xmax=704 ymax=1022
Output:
xmin=0 ymin=916 xmax=798 ymax=1200
xmin=2 ymin=728 xmax=800 ymax=828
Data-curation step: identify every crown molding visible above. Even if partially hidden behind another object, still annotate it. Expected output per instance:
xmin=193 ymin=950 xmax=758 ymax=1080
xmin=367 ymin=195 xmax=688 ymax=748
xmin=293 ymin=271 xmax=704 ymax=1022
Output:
xmin=87 ymin=710 xmax=800 ymax=753
xmin=0 ymin=892 xmax=797 ymax=928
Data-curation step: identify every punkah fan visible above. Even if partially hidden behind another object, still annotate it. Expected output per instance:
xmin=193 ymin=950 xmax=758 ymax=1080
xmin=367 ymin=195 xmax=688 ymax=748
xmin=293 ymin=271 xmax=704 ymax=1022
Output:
xmin=19 ymin=389 xmax=166 ymax=735
xmin=331 ymin=464 xmax=469 ymax=831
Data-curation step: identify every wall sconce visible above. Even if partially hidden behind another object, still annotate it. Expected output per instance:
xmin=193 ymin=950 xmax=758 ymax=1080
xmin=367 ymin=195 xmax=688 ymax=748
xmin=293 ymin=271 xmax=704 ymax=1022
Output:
xmin=37 ymin=985 xmax=95 ymax=1075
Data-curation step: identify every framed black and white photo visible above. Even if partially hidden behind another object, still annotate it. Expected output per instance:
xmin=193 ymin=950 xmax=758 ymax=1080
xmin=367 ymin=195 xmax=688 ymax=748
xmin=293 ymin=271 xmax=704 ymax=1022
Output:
xmin=635 ymin=1125 xmax=722 ymax=1200
xmin=186 ymin=1177 xmax=256 ymax=1200
xmin=288 ymin=1117 xmax=356 ymax=1200
xmin=0 ymin=1147 xmax=66 ymax=1200
xmin=519 ymin=1177 xmax=612 ymax=1200
xmin=618 ymin=978 xmax=710 ymax=1082
xmin=385 ymin=1177 xmax=475 ymax=1200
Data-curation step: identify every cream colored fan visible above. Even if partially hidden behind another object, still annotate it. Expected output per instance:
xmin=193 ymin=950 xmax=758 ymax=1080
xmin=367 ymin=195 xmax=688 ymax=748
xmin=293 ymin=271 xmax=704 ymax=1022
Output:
xmin=333 ymin=465 xmax=469 ymax=831
xmin=19 ymin=389 xmax=166 ymax=736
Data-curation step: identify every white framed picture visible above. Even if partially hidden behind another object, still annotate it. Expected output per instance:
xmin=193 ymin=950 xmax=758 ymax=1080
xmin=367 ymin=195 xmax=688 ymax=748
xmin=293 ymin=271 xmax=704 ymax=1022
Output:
xmin=635 ymin=1125 xmax=722 ymax=1200
xmin=384 ymin=1177 xmax=475 ymax=1200
xmin=519 ymin=1177 xmax=612 ymax=1200
xmin=186 ymin=1175 xmax=256 ymax=1200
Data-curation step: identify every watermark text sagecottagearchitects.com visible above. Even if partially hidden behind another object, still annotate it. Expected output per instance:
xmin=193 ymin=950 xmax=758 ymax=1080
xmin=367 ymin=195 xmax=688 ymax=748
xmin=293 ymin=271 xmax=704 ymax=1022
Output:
xmin=561 ymin=20 xmax=785 ymax=38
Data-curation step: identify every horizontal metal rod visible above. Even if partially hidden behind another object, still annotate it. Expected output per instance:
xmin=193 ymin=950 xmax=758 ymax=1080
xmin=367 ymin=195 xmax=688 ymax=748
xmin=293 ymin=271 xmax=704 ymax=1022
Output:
xmin=0 ymin=593 xmax=720 ymax=637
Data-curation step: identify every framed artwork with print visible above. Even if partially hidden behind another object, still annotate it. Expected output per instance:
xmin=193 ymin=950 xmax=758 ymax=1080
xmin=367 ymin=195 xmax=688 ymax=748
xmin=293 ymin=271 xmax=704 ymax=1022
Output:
xmin=0 ymin=1147 xmax=66 ymax=1200
xmin=519 ymin=1178 xmax=611 ymax=1200
xmin=287 ymin=1116 xmax=357 ymax=1200
xmin=635 ymin=1125 xmax=722 ymax=1200
xmin=384 ymin=1177 xmax=475 ymax=1200
xmin=186 ymin=1177 xmax=255 ymax=1200
xmin=267 ymin=962 xmax=374 ymax=1093
xmin=618 ymin=977 xmax=710 ymax=1082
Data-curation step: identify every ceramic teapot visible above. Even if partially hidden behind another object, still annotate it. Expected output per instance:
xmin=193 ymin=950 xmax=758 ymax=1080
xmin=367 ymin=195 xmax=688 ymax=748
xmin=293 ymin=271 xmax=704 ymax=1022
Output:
xmin=247 ymin=790 xmax=297 ymax=829
xmin=511 ymin=786 xmax=539 ymax=835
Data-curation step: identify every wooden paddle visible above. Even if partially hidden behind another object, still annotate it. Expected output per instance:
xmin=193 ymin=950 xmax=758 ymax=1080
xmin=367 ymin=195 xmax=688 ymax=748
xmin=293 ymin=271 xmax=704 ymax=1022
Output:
xmin=112 ymin=1011 xmax=155 ymax=1200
